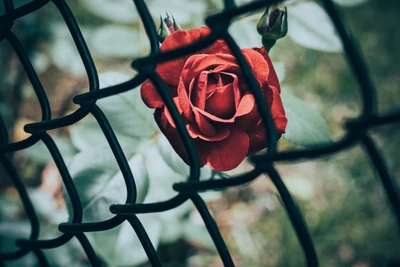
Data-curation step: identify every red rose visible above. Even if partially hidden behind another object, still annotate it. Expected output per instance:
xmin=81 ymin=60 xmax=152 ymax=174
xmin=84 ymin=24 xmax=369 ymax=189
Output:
xmin=141 ymin=27 xmax=287 ymax=171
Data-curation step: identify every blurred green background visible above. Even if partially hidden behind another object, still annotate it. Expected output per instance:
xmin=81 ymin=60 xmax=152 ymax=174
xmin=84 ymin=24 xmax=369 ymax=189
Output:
xmin=0 ymin=0 xmax=399 ymax=266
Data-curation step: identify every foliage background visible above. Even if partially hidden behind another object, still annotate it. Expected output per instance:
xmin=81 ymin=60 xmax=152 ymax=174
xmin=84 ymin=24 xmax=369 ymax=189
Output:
xmin=0 ymin=0 xmax=399 ymax=266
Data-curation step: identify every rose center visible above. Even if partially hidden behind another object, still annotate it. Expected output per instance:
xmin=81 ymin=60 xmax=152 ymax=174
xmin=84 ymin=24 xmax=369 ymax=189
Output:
xmin=204 ymin=73 xmax=236 ymax=119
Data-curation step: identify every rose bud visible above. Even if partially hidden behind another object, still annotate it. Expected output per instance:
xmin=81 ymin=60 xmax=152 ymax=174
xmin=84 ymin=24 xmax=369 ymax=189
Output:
xmin=157 ymin=13 xmax=182 ymax=43
xmin=141 ymin=27 xmax=288 ymax=171
xmin=257 ymin=5 xmax=288 ymax=51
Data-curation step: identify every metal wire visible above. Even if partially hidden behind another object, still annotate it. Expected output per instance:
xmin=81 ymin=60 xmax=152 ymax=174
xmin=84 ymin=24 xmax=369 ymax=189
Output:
xmin=0 ymin=0 xmax=399 ymax=266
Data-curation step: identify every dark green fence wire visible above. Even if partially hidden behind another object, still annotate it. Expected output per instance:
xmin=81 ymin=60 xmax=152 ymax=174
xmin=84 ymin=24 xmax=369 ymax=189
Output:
xmin=1 ymin=0 xmax=399 ymax=266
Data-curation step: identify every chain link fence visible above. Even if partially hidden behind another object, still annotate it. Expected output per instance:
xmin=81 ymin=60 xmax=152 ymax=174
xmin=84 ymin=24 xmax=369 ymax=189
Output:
xmin=1 ymin=0 xmax=399 ymax=266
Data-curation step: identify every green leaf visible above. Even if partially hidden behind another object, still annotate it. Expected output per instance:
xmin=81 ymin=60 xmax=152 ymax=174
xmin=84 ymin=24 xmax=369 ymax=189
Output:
xmin=89 ymin=26 xmax=143 ymax=58
xmin=79 ymin=0 xmax=139 ymax=24
xmin=96 ymin=72 xmax=158 ymax=139
xmin=333 ymin=0 xmax=368 ymax=6
xmin=182 ymin=221 xmax=216 ymax=251
xmin=156 ymin=134 xmax=212 ymax=181
xmin=90 ymin=214 xmax=162 ymax=267
xmin=28 ymin=190 xmax=57 ymax=219
xmin=69 ymin=117 xmax=135 ymax=152
xmin=66 ymin=144 xmax=148 ymax=221
xmin=158 ymin=202 xmax=193 ymax=244
xmin=228 ymin=18 xmax=262 ymax=48
xmin=147 ymin=0 xmax=207 ymax=25
xmin=273 ymin=61 xmax=286 ymax=83
xmin=139 ymin=137 xmax=222 ymax=245
xmin=70 ymin=71 xmax=159 ymax=151
xmin=51 ymin=38 xmax=86 ymax=75
xmin=69 ymin=118 xmax=108 ymax=151
xmin=142 ymin=139 xmax=188 ymax=202
xmin=281 ymin=90 xmax=332 ymax=147
xmin=24 ymin=137 xmax=78 ymax=165
xmin=288 ymin=2 xmax=342 ymax=52
xmin=67 ymin=145 xmax=151 ymax=265
xmin=66 ymin=129 xmax=167 ymax=266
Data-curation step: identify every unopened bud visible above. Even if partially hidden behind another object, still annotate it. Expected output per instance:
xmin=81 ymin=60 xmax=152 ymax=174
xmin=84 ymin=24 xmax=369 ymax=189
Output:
xmin=157 ymin=16 xmax=169 ymax=43
xmin=257 ymin=5 xmax=288 ymax=51
xmin=157 ymin=13 xmax=182 ymax=43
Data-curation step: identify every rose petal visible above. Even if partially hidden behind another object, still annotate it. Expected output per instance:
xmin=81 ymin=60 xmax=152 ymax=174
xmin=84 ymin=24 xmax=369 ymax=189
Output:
xmin=177 ymin=77 xmax=194 ymax=121
xmin=235 ymin=102 xmax=261 ymax=131
xmin=268 ymin=85 xmax=288 ymax=133
xmin=156 ymin=59 xmax=185 ymax=87
xmin=187 ymin=124 xmax=230 ymax=141
xmin=193 ymin=108 xmax=217 ymax=136
xmin=161 ymin=27 xmax=221 ymax=54
xmin=199 ymin=28 xmax=231 ymax=55
xmin=212 ymin=63 xmax=241 ymax=74
xmin=246 ymin=86 xmax=288 ymax=155
xmin=196 ymin=129 xmax=250 ymax=171
xmin=190 ymin=71 xmax=210 ymax=110
xmin=247 ymin=122 xmax=268 ymax=155
xmin=181 ymin=54 xmax=240 ymax=86
xmin=219 ymin=72 xmax=241 ymax=107
xmin=196 ymin=27 xmax=231 ymax=55
xmin=205 ymin=83 xmax=236 ymax=119
xmin=235 ymin=93 xmax=255 ymax=117
xmin=274 ymin=115 xmax=288 ymax=135
xmin=155 ymin=108 xmax=169 ymax=129
xmin=241 ymin=48 xmax=270 ymax=88
xmin=163 ymin=97 xmax=182 ymax=128
xmin=246 ymin=123 xmax=285 ymax=156
xmin=193 ymin=92 xmax=255 ymax=124
xmin=157 ymin=30 xmax=202 ymax=86
xmin=194 ymin=106 xmax=235 ymax=123
xmin=140 ymin=81 xmax=177 ymax=109
xmin=140 ymin=80 xmax=163 ymax=108
xmin=156 ymin=27 xmax=231 ymax=86
xmin=254 ymin=47 xmax=281 ymax=92
xmin=154 ymin=109 xmax=207 ymax=168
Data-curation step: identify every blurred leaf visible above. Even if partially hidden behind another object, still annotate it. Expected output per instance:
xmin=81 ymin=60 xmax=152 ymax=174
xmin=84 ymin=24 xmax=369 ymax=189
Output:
xmin=158 ymin=201 xmax=193 ymax=244
xmin=51 ymin=39 xmax=86 ymax=75
xmin=90 ymin=214 xmax=162 ymax=267
xmin=281 ymin=90 xmax=332 ymax=146
xmin=0 ymin=221 xmax=31 ymax=242
xmin=70 ymin=72 xmax=157 ymax=151
xmin=333 ymin=0 xmax=368 ymax=6
xmin=79 ymin=0 xmax=138 ymax=24
xmin=24 ymin=137 xmax=78 ymax=165
xmin=229 ymin=18 xmax=262 ymax=48
xmin=66 ymin=145 xmax=148 ymax=221
xmin=0 ymin=195 xmax=21 ymax=219
xmin=28 ymin=189 xmax=57 ymax=218
xmin=96 ymin=72 xmax=159 ymax=139
xmin=200 ymin=191 xmax=223 ymax=201
xmin=69 ymin=118 xmax=108 ymax=151
xmin=288 ymin=2 xmax=342 ymax=52
xmin=69 ymin=117 xmax=134 ymax=152
xmin=142 ymin=139 xmax=187 ymax=202
xmin=89 ymin=25 xmax=142 ymax=58
xmin=0 ymin=221 xmax=38 ymax=267
xmin=31 ymin=51 xmax=50 ymax=74
xmin=66 ymin=124 xmax=160 ymax=266
xmin=159 ymin=217 xmax=184 ymax=244
xmin=156 ymin=134 xmax=212 ymax=181
xmin=273 ymin=61 xmax=286 ymax=82
xmin=148 ymin=0 xmax=206 ymax=25
xmin=182 ymin=221 xmax=216 ymax=251
xmin=141 ymin=137 xmax=199 ymax=245
xmin=66 ymin=145 xmax=154 ymax=264
xmin=143 ymin=137 xmax=223 ymax=245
